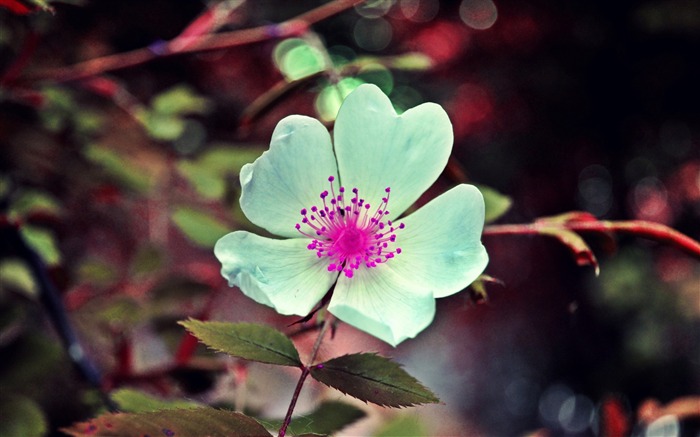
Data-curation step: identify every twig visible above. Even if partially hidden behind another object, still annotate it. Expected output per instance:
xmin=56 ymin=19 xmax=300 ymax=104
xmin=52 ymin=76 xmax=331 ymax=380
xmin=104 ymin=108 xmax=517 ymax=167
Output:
xmin=24 ymin=0 xmax=367 ymax=84
xmin=483 ymin=219 xmax=700 ymax=259
xmin=278 ymin=314 xmax=334 ymax=437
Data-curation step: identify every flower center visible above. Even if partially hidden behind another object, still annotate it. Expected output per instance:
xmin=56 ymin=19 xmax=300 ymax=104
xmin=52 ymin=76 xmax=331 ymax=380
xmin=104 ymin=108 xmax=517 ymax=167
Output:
xmin=295 ymin=176 xmax=404 ymax=278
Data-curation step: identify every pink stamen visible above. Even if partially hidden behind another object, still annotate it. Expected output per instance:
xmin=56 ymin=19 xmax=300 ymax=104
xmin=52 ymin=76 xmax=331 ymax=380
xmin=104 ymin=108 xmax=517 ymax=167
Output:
xmin=295 ymin=177 xmax=405 ymax=278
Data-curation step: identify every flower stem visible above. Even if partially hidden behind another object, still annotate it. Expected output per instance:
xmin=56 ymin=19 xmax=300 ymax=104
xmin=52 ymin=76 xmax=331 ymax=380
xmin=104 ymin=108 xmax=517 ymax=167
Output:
xmin=278 ymin=315 xmax=334 ymax=437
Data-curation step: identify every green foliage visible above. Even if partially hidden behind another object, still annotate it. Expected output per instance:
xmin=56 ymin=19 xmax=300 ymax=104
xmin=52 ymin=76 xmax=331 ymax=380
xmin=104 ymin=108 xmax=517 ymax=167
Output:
xmin=176 ymin=145 xmax=264 ymax=199
xmin=315 ymin=77 xmax=365 ymax=122
xmin=10 ymin=189 xmax=61 ymax=217
xmin=170 ymin=206 xmax=230 ymax=248
xmin=83 ymin=143 xmax=153 ymax=192
xmin=0 ymin=396 xmax=48 ymax=437
xmin=20 ymin=225 xmax=61 ymax=266
xmin=0 ymin=259 xmax=38 ymax=298
xmin=180 ymin=319 xmax=302 ymax=367
xmin=374 ymin=414 xmax=427 ymax=437
xmin=111 ymin=388 xmax=201 ymax=412
xmin=273 ymin=38 xmax=327 ymax=81
xmin=61 ymin=408 xmax=272 ymax=437
xmin=310 ymin=353 xmax=440 ymax=408
xmin=262 ymin=401 xmax=366 ymax=436
xmin=477 ymin=185 xmax=512 ymax=223
xmin=138 ymin=85 xmax=212 ymax=142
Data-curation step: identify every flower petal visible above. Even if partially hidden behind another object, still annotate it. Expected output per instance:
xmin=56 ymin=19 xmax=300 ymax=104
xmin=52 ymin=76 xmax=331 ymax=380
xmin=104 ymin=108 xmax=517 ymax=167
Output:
xmin=240 ymin=115 xmax=338 ymax=238
xmin=333 ymin=84 xmax=453 ymax=219
xmin=214 ymin=231 xmax=336 ymax=315
xmin=393 ymin=184 xmax=489 ymax=298
xmin=329 ymin=267 xmax=436 ymax=346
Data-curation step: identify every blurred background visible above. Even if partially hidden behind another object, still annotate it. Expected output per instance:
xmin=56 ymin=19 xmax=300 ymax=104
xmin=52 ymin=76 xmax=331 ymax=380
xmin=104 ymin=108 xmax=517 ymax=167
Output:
xmin=1 ymin=0 xmax=698 ymax=435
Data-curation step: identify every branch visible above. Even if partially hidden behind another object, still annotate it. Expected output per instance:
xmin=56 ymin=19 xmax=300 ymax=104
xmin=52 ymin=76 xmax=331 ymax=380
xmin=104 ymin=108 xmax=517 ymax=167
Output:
xmin=23 ymin=0 xmax=367 ymax=84
xmin=484 ymin=215 xmax=700 ymax=259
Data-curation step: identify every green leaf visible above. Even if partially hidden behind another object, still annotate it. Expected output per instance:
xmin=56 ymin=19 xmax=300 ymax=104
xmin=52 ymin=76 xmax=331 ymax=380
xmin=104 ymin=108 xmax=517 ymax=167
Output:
xmin=111 ymin=388 xmax=200 ymax=412
xmin=170 ymin=206 xmax=229 ymax=248
xmin=179 ymin=319 xmax=302 ymax=367
xmin=142 ymin=112 xmax=186 ymax=141
xmin=176 ymin=146 xmax=263 ymax=199
xmin=152 ymin=85 xmax=211 ymax=116
xmin=315 ymin=77 xmax=365 ymax=122
xmin=310 ymin=353 xmax=440 ymax=408
xmin=262 ymin=401 xmax=366 ymax=436
xmin=0 ymin=396 xmax=48 ymax=437
xmin=386 ymin=52 xmax=433 ymax=71
xmin=273 ymin=38 xmax=326 ymax=81
xmin=84 ymin=143 xmax=152 ymax=192
xmin=61 ymin=408 xmax=272 ymax=437
xmin=11 ymin=189 xmax=61 ymax=217
xmin=374 ymin=414 xmax=427 ymax=437
xmin=477 ymin=185 xmax=512 ymax=223
xmin=20 ymin=225 xmax=61 ymax=265
xmin=0 ymin=259 xmax=38 ymax=298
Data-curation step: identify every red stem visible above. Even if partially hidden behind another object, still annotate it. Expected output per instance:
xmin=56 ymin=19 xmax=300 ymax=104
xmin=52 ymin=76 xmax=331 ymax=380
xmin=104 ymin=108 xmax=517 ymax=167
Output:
xmin=278 ymin=315 xmax=333 ymax=437
xmin=23 ymin=0 xmax=367 ymax=84
xmin=483 ymin=219 xmax=700 ymax=259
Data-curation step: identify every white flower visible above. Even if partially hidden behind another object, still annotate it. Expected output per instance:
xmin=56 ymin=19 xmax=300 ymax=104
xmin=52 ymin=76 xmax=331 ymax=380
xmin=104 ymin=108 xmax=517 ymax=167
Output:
xmin=215 ymin=84 xmax=488 ymax=346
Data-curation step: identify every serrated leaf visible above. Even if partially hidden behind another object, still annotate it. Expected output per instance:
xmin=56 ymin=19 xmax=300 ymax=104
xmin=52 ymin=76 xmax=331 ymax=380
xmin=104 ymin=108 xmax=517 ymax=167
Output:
xmin=310 ymin=353 xmax=439 ymax=408
xmin=262 ymin=401 xmax=366 ymax=436
xmin=111 ymin=388 xmax=200 ymax=412
xmin=477 ymin=185 xmax=512 ymax=223
xmin=170 ymin=206 xmax=229 ymax=248
xmin=538 ymin=227 xmax=600 ymax=276
xmin=180 ymin=319 xmax=302 ymax=367
xmin=61 ymin=408 xmax=272 ymax=437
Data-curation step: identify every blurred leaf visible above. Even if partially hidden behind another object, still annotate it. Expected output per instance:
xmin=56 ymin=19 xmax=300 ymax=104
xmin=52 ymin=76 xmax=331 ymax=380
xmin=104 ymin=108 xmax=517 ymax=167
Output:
xmin=262 ymin=401 xmax=366 ymax=436
xmin=141 ymin=112 xmax=186 ymax=141
xmin=315 ymin=77 xmax=365 ymax=122
xmin=111 ymin=388 xmax=200 ymax=413
xmin=0 ymin=396 xmax=48 ymax=437
xmin=77 ymin=258 xmax=118 ymax=286
xmin=176 ymin=146 xmax=263 ymax=200
xmin=386 ymin=52 xmax=433 ymax=71
xmin=374 ymin=414 xmax=427 ymax=437
xmin=357 ymin=63 xmax=394 ymax=94
xmin=0 ymin=259 xmax=38 ymax=298
xmin=538 ymin=227 xmax=600 ymax=276
xmin=62 ymin=408 xmax=272 ymax=437
xmin=477 ymin=185 xmax=512 ymax=223
xmin=273 ymin=38 xmax=326 ymax=81
xmin=84 ymin=144 xmax=152 ymax=192
xmin=180 ymin=319 xmax=302 ymax=367
xmin=130 ymin=245 xmax=165 ymax=277
xmin=0 ymin=333 xmax=63 ymax=393
xmin=310 ymin=353 xmax=440 ymax=407
xmin=20 ymin=225 xmax=60 ymax=265
xmin=87 ymin=296 xmax=146 ymax=327
xmin=170 ymin=206 xmax=229 ymax=248
xmin=152 ymin=85 xmax=211 ymax=116
xmin=11 ymin=190 xmax=61 ymax=217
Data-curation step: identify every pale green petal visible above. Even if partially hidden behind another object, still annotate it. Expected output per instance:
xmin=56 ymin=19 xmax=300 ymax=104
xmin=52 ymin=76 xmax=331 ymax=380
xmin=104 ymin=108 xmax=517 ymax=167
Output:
xmin=393 ymin=184 xmax=488 ymax=298
xmin=329 ymin=267 xmax=436 ymax=346
xmin=240 ymin=115 xmax=338 ymax=238
xmin=333 ymin=84 xmax=453 ymax=219
xmin=214 ymin=231 xmax=336 ymax=315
